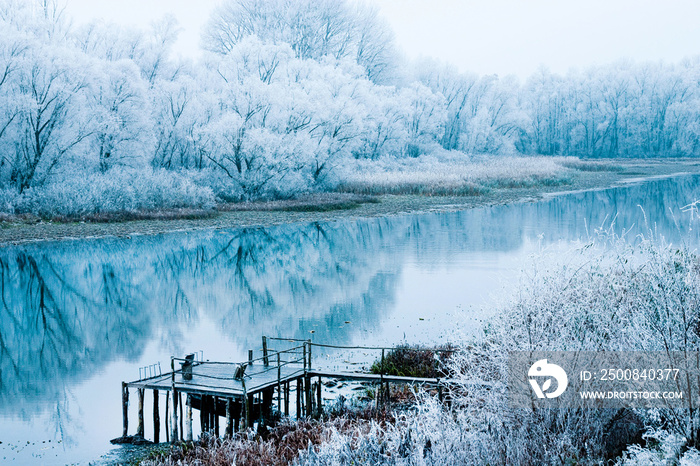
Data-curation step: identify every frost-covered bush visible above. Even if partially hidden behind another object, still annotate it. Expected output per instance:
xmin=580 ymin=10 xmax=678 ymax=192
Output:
xmin=338 ymin=152 xmax=572 ymax=195
xmin=299 ymin=232 xmax=700 ymax=465
xmin=616 ymin=430 xmax=696 ymax=465
xmin=10 ymin=168 xmax=214 ymax=218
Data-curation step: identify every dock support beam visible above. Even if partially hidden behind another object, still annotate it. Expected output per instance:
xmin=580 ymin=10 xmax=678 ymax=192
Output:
xmin=225 ymin=398 xmax=233 ymax=438
xmin=214 ymin=396 xmax=220 ymax=438
xmin=171 ymin=389 xmax=179 ymax=442
xmin=121 ymin=382 xmax=129 ymax=437
xmin=296 ymin=378 xmax=302 ymax=418
xmin=243 ymin=379 xmax=252 ymax=431
xmin=246 ymin=394 xmax=253 ymax=429
xmin=185 ymin=394 xmax=192 ymax=442
xmin=316 ymin=376 xmax=322 ymax=416
xmin=200 ymin=395 xmax=207 ymax=434
xmin=153 ymin=389 xmax=160 ymax=443
xmin=305 ymin=375 xmax=312 ymax=416
xmin=179 ymin=392 xmax=184 ymax=441
xmin=171 ymin=358 xmax=179 ymax=442
xmin=277 ymin=353 xmax=281 ymax=413
xmin=262 ymin=388 xmax=273 ymax=422
xmin=137 ymin=388 xmax=145 ymax=438
xmin=165 ymin=392 xmax=170 ymax=442
xmin=284 ymin=382 xmax=289 ymax=416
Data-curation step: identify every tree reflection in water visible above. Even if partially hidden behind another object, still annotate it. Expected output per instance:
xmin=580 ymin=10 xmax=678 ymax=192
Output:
xmin=1 ymin=175 xmax=700 ymax=446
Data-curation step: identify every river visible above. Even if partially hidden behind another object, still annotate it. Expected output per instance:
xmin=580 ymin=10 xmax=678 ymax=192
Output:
xmin=1 ymin=175 xmax=700 ymax=464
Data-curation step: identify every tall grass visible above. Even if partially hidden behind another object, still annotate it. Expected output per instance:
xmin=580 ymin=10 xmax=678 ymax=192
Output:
xmin=337 ymin=153 xmax=577 ymax=196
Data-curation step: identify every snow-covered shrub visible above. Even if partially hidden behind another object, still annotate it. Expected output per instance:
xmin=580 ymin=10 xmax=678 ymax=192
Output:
xmin=298 ymin=231 xmax=700 ymax=465
xmin=13 ymin=168 xmax=215 ymax=218
xmin=338 ymin=152 xmax=572 ymax=195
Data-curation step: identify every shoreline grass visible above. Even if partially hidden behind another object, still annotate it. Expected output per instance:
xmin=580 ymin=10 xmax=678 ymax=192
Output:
xmin=0 ymin=156 xmax=622 ymax=224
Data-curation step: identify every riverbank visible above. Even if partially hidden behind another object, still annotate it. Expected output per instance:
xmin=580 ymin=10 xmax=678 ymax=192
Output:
xmin=1 ymin=158 xmax=698 ymax=245
xmin=141 ymin=234 xmax=700 ymax=465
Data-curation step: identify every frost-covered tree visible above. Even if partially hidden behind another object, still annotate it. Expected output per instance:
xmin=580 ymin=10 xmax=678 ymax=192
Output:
xmin=203 ymin=0 xmax=398 ymax=84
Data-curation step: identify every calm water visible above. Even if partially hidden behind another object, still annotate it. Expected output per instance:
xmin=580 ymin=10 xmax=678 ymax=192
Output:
xmin=2 ymin=175 xmax=700 ymax=465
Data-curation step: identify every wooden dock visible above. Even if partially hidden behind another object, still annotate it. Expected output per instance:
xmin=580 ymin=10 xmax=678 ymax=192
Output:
xmin=115 ymin=337 xmax=448 ymax=444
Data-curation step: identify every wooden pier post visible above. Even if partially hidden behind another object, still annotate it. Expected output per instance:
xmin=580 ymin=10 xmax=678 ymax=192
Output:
xmin=137 ymin=388 xmax=145 ymax=437
xmin=185 ymin=394 xmax=193 ymax=442
xmin=380 ymin=349 xmax=385 ymax=406
xmin=225 ymin=398 xmax=233 ymax=438
xmin=243 ymin=380 xmax=251 ymax=430
xmin=153 ymin=389 xmax=160 ymax=443
xmin=262 ymin=388 xmax=273 ymax=422
xmin=171 ymin=389 xmax=179 ymax=442
xmin=121 ymin=382 xmax=129 ymax=437
xmin=248 ymin=349 xmax=253 ymax=366
xmin=284 ymin=382 xmax=289 ymax=416
xmin=171 ymin=358 xmax=179 ymax=442
xmin=316 ymin=376 xmax=322 ymax=416
xmin=262 ymin=337 xmax=269 ymax=366
xmin=277 ymin=353 xmax=282 ymax=413
xmin=305 ymin=374 xmax=312 ymax=417
xmin=246 ymin=393 xmax=253 ymax=429
xmin=165 ymin=392 xmax=170 ymax=443
xmin=234 ymin=400 xmax=241 ymax=432
xmin=179 ymin=392 xmax=184 ymax=441
xmin=200 ymin=395 xmax=207 ymax=434
xmin=214 ymin=396 xmax=220 ymax=438
xmin=307 ymin=339 xmax=312 ymax=369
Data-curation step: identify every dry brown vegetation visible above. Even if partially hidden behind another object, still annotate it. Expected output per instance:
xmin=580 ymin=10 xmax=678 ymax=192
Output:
xmin=369 ymin=344 xmax=457 ymax=379
xmin=142 ymin=407 xmax=397 ymax=466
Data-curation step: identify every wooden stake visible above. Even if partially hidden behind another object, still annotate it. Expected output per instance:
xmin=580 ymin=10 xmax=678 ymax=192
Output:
xmin=137 ymin=388 xmax=145 ymax=437
xmin=121 ymin=382 xmax=129 ymax=438
xmin=153 ymin=389 xmax=160 ymax=443
xmin=296 ymin=378 xmax=302 ymax=418
xmin=262 ymin=336 xmax=269 ymax=366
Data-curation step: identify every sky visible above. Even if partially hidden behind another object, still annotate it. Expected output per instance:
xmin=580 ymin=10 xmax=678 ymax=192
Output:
xmin=64 ymin=0 xmax=700 ymax=79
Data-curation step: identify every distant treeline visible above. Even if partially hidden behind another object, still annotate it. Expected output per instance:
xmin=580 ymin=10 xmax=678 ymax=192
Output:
xmin=0 ymin=0 xmax=698 ymax=213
